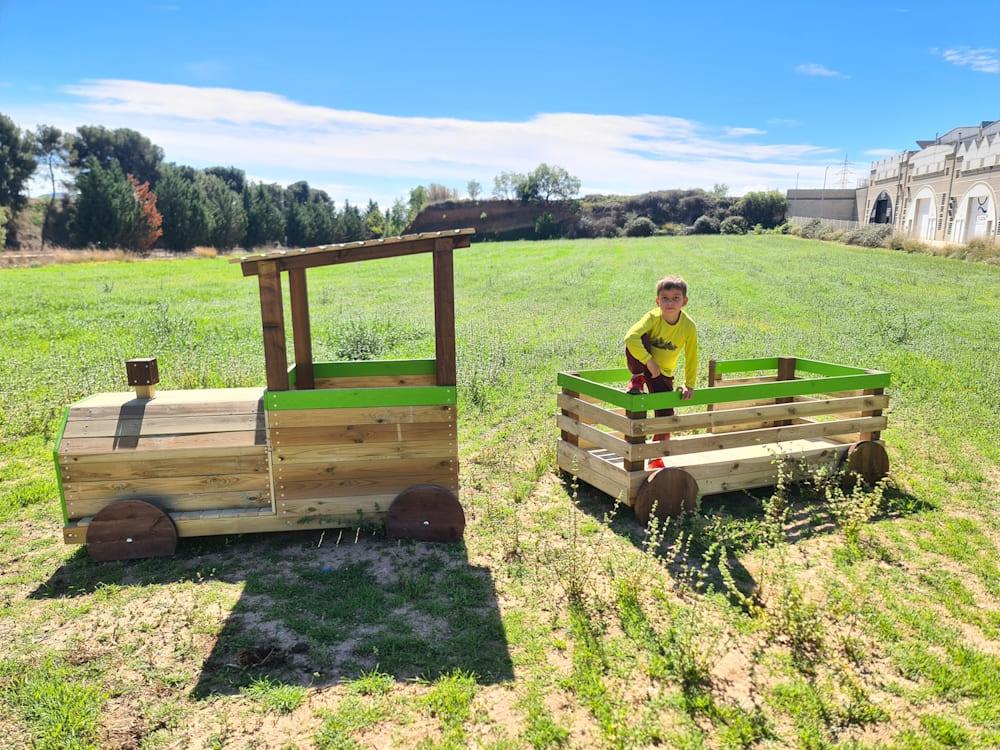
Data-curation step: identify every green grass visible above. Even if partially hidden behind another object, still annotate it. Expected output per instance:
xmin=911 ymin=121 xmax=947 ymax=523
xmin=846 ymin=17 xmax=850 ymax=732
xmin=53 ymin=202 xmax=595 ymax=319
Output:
xmin=1 ymin=235 xmax=999 ymax=747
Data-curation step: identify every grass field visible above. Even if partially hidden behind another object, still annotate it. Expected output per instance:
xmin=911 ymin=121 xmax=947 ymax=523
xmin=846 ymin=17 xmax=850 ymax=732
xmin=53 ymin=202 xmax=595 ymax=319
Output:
xmin=1 ymin=235 xmax=999 ymax=749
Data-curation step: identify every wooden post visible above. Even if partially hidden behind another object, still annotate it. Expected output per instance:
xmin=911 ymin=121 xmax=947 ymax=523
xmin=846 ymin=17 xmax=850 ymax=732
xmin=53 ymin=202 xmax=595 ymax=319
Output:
xmin=432 ymin=239 xmax=457 ymax=387
xmin=706 ymin=359 xmax=717 ymax=432
xmin=860 ymin=387 xmax=884 ymax=441
xmin=288 ymin=267 xmax=314 ymax=390
xmin=125 ymin=357 xmax=159 ymax=400
xmin=560 ymin=388 xmax=580 ymax=446
xmin=624 ymin=409 xmax=646 ymax=475
xmin=257 ymin=260 xmax=289 ymax=391
xmin=775 ymin=356 xmax=797 ymax=426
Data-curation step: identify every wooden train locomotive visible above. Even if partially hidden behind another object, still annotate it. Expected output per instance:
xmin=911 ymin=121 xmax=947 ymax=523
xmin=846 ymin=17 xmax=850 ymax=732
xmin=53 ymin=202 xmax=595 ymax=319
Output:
xmin=556 ymin=356 xmax=890 ymax=522
xmin=55 ymin=230 xmax=474 ymax=560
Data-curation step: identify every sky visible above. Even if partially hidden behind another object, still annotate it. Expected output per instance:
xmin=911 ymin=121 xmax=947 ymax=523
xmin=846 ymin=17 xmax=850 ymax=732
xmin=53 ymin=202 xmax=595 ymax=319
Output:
xmin=2 ymin=0 xmax=1000 ymax=207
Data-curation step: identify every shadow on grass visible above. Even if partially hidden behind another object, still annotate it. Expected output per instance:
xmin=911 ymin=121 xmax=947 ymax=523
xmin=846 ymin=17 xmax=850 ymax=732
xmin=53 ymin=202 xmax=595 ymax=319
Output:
xmin=29 ymin=531 xmax=513 ymax=697
xmin=561 ymin=474 xmax=931 ymax=604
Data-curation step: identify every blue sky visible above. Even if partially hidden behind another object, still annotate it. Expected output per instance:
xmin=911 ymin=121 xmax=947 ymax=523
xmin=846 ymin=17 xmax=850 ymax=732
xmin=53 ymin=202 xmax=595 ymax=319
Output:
xmin=2 ymin=0 xmax=999 ymax=206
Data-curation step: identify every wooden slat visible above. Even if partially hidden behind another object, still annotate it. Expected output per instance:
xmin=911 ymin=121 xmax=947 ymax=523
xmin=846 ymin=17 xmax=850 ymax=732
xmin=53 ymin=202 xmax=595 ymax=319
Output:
xmin=66 ymin=490 xmax=270 ymax=519
xmin=278 ymin=494 xmax=393 ymax=519
xmin=313 ymin=374 xmax=437 ymax=388
xmin=59 ymin=430 xmax=265 ymax=456
xmin=288 ymin=267 xmax=314 ymax=390
xmin=555 ymin=415 xmax=630 ymax=459
xmin=558 ymin=451 xmax=628 ymax=502
xmin=271 ymin=422 xmax=454 ymax=447
xmin=258 ymin=260 xmax=289 ymax=391
xmin=267 ymin=405 xmax=454 ymax=428
xmin=59 ymin=449 xmax=268 ymax=485
xmin=67 ymin=388 xmax=264 ymax=420
xmin=63 ymin=473 xmax=270 ymax=501
xmin=627 ymin=395 xmax=889 ymax=436
xmin=273 ymin=439 xmax=456 ymax=464
xmin=557 ymin=393 xmax=632 ymax=433
xmin=631 ymin=416 xmax=887 ymax=461
xmin=860 ymin=388 xmax=885 ymax=441
xmin=716 ymin=375 xmax=780 ymax=386
xmin=277 ymin=472 xmax=457 ymax=502
xmin=61 ymin=413 xmax=266 ymax=439
xmin=557 ymin=440 xmax=629 ymax=492
xmin=235 ymin=229 xmax=474 ymax=266
xmin=274 ymin=456 xmax=457 ymax=483
xmin=433 ymin=240 xmax=457 ymax=386
xmin=60 ymin=444 xmax=267 ymax=464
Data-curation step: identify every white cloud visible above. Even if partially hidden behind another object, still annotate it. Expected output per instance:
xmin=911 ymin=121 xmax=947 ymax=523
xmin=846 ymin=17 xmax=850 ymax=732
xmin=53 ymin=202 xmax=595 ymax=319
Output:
xmin=12 ymin=79 xmax=839 ymax=202
xmin=725 ymin=127 xmax=766 ymax=137
xmin=794 ymin=63 xmax=849 ymax=79
xmin=935 ymin=47 xmax=1000 ymax=73
xmin=865 ymin=148 xmax=899 ymax=157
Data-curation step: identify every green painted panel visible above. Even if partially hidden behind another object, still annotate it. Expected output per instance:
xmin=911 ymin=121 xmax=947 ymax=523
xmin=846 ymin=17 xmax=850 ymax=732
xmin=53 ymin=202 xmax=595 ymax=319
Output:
xmin=266 ymin=385 xmax=456 ymax=411
xmin=794 ymin=358 xmax=868 ymax=376
xmin=53 ymin=407 xmax=70 ymax=525
xmin=559 ymin=370 xmax=890 ymax=410
xmin=572 ymin=368 xmax=631 ymax=384
xmin=288 ymin=359 xmax=436 ymax=388
xmin=713 ymin=357 xmax=780 ymax=374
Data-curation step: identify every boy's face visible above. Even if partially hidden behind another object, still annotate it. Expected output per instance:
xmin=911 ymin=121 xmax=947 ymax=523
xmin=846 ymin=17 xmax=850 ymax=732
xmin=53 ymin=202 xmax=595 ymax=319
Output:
xmin=655 ymin=287 xmax=688 ymax=320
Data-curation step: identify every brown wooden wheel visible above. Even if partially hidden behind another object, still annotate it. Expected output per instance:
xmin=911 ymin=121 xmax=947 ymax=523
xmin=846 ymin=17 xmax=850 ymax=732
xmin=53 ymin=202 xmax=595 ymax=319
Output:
xmin=634 ymin=468 xmax=699 ymax=526
xmin=843 ymin=440 xmax=890 ymax=490
xmin=386 ymin=484 xmax=465 ymax=542
xmin=86 ymin=499 xmax=178 ymax=562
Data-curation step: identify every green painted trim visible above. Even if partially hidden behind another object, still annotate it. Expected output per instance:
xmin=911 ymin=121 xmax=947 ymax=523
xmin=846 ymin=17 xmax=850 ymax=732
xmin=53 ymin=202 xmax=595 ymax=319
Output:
xmin=53 ymin=407 xmax=70 ymax=525
xmin=287 ymin=363 xmax=297 ymax=388
xmin=570 ymin=368 xmax=631 ymax=384
xmin=793 ymin=358 xmax=869 ymax=376
xmin=311 ymin=359 xmax=437 ymax=378
xmin=266 ymin=385 xmax=456 ymax=411
xmin=558 ymin=370 xmax=890 ymax=410
xmin=713 ymin=357 xmax=780 ymax=374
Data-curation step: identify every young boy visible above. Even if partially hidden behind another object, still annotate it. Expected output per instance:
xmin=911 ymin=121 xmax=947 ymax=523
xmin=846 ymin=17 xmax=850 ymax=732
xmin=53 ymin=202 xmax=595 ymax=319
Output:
xmin=624 ymin=275 xmax=698 ymax=469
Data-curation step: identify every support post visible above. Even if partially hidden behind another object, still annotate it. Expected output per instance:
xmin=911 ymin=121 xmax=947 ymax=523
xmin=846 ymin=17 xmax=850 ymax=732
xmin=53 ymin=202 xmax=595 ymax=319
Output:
xmin=433 ymin=239 xmax=457 ymax=386
xmin=288 ymin=267 xmax=314 ymax=390
xmin=560 ymin=388 xmax=580 ymax=446
xmin=624 ymin=409 xmax=646 ymax=475
xmin=775 ymin=356 xmax=797 ymax=426
xmin=860 ymin=387 xmax=884 ymax=441
xmin=706 ymin=358 xmax=717 ymax=432
xmin=257 ymin=260 xmax=289 ymax=391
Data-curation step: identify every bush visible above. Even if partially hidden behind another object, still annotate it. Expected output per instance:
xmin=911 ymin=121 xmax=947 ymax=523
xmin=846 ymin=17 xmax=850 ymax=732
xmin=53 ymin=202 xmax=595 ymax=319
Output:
xmin=720 ymin=216 xmax=748 ymax=235
xmin=691 ymin=215 xmax=720 ymax=234
xmin=0 ymin=206 xmax=7 ymax=247
xmin=623 ymin=215 xmax=656 ymax=237
xmin=659 ymin=222 xmax=686 ymax=236
xmin=798 ymin=218 xmax=827 ymax=239
xmin=964 ymin=236 xmax=1000 ymax=262
xmin=534 ymin=211 xmax=559 ymax=239
xmin=843 ymin=224 xmax=893 ymax=247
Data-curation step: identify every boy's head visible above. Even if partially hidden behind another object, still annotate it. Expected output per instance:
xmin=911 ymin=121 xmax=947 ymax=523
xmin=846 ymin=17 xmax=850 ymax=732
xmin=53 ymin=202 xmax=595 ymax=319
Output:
xmin=654 ymin=276 xmax=688 ymax=322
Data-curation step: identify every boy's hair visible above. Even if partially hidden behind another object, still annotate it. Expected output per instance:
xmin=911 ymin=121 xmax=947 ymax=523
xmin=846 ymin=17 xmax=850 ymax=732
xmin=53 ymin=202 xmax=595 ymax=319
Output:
xmin=656 ymin=275 xmax=688 ymax=296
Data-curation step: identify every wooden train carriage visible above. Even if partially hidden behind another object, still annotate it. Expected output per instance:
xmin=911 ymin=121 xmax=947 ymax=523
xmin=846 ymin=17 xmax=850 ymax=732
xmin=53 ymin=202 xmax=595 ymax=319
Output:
xmin=556 ymin=356 xmax=890 ymax=523
xmin=55 ymin=230 xmax=472 ymax=560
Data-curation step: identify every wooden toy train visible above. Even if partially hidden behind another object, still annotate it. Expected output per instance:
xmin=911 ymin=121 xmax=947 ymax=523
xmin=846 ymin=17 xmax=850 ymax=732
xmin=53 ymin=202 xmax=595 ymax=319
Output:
xmin=556 ymin=356 xmax=890 ymax=523
xmin=55 ymin=230 xmax=474 ymax=561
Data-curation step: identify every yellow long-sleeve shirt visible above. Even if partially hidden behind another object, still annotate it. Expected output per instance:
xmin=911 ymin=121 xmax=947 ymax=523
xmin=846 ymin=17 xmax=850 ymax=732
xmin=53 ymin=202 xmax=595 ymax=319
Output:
xmin=624 ymin=308 xmax=698 ymax=388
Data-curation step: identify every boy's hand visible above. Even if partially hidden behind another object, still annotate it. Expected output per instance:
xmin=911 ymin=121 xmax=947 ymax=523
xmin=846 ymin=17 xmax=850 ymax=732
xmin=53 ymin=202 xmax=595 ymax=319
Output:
xmin=680 ymin=387 xmax=694 ymax=400
xmin=646 ymin=360 xmax=662 ymax=378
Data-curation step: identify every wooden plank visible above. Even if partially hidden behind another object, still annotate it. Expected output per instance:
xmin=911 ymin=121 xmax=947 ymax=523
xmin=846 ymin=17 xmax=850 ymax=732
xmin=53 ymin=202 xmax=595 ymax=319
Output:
xmin=275 ymin=456 xmax=457 ymax=482
xmin=267 ymin=404 xmax=455 ymax=428
xmin=557 ymin=440 xmax=629 ymax=499
xmin=277 ymin=472 xmax=457 ymax=502
xmin=271 ymin=421 xmax=455 ymax=447
xmin=630 ymin=416 xmax=887 ymax=461
xmin=433 ymin=240 xmax=457 ymax=386
xmin=59 ymin=452 xmax=269 ymax=481
xmin=62 ymin=412 xmax=266 ymax=439
xmin=775 ymin=357 xmax=797 ymax=427
xmin=273 ymin=439 xmax=456 ymax=464
xmin=560 ymin=388 xmax=580 ymax=446
xmin=258 ymin=260 xmax=289 ymax=391
xmin=313 ymin=374 xmax=437 ymax=388
xmin=556 ymin=415 xmax=629 ymax=459
xmin=235 ymin=229 xmax=474 ymax=266
xmin=710 ymin=398 xmax=781 ymax=411
xmin=716 ymin=375 xmax=780 ymax=386
xmin=278 ymin=494 xmax=393 ymax=519
xmin=66 ymin=490 xmax=270 ymax=519
xmin=63 ymin=472 xmax=270 ymax=501
xmin=288 ymin=267 xmax=314 ymax=390
xmin=67 ymin=388 xmax=264 ymax=420
xmin=59 ymin=430 xmax=266 ymax=456
xmin=566 ymin=460 xmax=628 ymax=503
xmin=557 ymin=394 xmax=632 ymax=433
xmin=60 ymin=444 xmax=267 ymax=465
xmin=860 ymin=388 xmax=885 ymax=441
xmin=626 ymin=395 xmax=889 ymax=436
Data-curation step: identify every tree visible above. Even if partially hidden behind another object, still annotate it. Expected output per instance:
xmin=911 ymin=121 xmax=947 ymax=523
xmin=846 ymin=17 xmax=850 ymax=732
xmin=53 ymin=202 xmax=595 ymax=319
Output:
xmin=199 ymin=172 xmax=247 ymax=248
xmin=70 ymin=157 xmax=142 ymax=248
xmin=32 ymin=124 xmax=67 ymax=249
xmin=407 ymin=185 xmax=428 ymax=220
xmin=205 ymin=166 xmax=246 ymax=195
xmin=244 ymin=182 xmax=286 ymax=247
xmin=156 ymin=164 xmax=211 ymax=250
xmin=127 ymin=175 xmax=163 ymax=251
xmin=385 ymin=198 xmax=409 ymax=236
xmin=531 ymin=163 xmax=581 ymax=201
xmin=0 ymin=206 xmax=8 ymax=248
xmin=336 ymin=200 xmax=365 ymax=242
xmin=467 ymin=180 xmax=482 ymax=200
xmin=735 ymin=191 xmax=787 ymax=229
xmin=363 ymin=200 xmax=383 ymax=239
xmin=0 ymin=113 xmax=36 ymax=216
xmin=426 ymin=183 xmax=457 ymax=203
xmin=492 ymin=171 xmax=523 ymax=199
xmin=67 ymin=125 xmax=163 ymax=186
xmin=711 ymin=183 xmax=729 ymax=199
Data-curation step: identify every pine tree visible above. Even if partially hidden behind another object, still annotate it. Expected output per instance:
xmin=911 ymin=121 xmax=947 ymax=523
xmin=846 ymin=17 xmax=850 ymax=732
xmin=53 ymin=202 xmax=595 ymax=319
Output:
xmin=70 ymin=157 xmax=141 ymax=248
xmin=156 ymin=165 xmax=211 ymax=250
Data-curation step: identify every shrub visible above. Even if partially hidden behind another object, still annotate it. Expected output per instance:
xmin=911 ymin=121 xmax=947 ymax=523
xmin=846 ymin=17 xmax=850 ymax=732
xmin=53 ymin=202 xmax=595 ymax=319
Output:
xmin=691 ymin=215 xmax=720 ymax=234
xmin=659 ymin=222 xmax=686 ymax=236
xmin=843 ymin=223 xmax=893 ymax=247
xmin=720 ymin=216 xmax=748 ymax=235
xmin=773 ymin=222 xmax=790 ymax=234
xmin=751 ymin=223 xmax=765 ymax=235
xmin=0 ymin=206 xmax=7 ymax=247
xmin=964 ymin=236 xmax=1000 ymax=262
xmin=623 ymin=215 xmax=656 ymax=237
xmin=534 ymin=211 xmax=559 ymax=239
xmin=798 ymin=218 xmax=827 ymax=239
